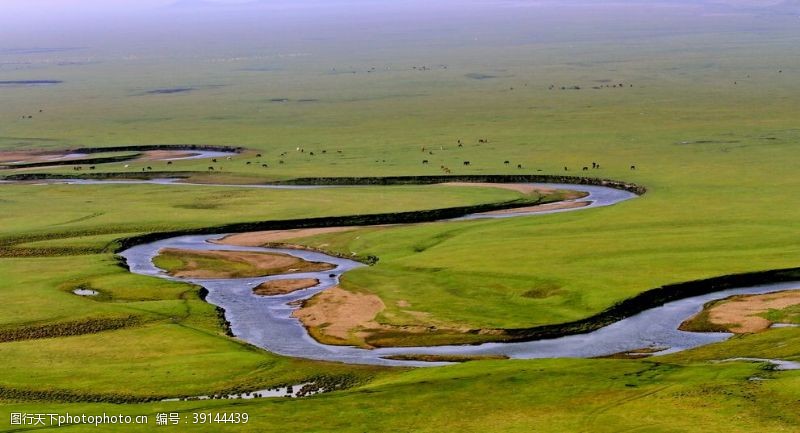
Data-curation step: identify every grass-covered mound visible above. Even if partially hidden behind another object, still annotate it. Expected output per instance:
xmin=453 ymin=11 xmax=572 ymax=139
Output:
xmin=152 ymin=248 xmax=334 ymax=279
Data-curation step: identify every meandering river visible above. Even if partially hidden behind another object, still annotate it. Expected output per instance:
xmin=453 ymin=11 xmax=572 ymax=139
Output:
xmin=114 ymin=182 xmax=796 ymax=366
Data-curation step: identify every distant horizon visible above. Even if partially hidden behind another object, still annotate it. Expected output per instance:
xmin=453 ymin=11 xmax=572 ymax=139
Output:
xmin=1 ymin=0 xmax=797 ymax=52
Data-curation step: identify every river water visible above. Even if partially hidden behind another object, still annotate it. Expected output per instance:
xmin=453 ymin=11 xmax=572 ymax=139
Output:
xmin=118 ymin=183 xmax=798 ymax=366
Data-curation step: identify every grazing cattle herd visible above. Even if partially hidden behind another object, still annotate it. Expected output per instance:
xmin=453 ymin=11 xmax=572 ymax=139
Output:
xmin=61 ymin=139 xmax=639 ymax=174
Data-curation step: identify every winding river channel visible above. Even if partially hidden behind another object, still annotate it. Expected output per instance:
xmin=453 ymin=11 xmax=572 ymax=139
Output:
xmin=111 ymin=182 xmax=800 ymax=366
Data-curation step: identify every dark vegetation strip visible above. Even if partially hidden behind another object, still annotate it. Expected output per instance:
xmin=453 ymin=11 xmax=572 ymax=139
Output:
xmin=273 ymin=174 xmax=647 ymax=195
xmin=71 ymin=144 xmax=244 ymax=154
xmin=0 ymin=316 xmax=140 ymax=343
xmin=0 ymin=246 xmax=106 ymax=257
xmin=0 ymin=80 xmax=62 ymax=85
xmin=382 ymin=354 xmax=509 ymax=362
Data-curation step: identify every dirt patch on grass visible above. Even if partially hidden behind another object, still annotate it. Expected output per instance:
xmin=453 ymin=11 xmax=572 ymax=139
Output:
xmin=0 ymin=151 xmax=37 ymax=163
xmin=253 ymin=278 xmax=319 ymax=296
xmin=480 ymin=200 xmax=589 ymax=216
xmin=155 ymin=248 xmax=334 ymax=279
xmin=681 ymin=289 xmax=800 ymax=333
xmin=292 ymin=286 xmax=385 ymax=347
xmin=0 ymin=150 xmax=82 ymax=164
xmin=293 ymin=286 xmax=504 ymax=348
xmin=442 ymin=182 xmax=555 ymax=195
xmin=215 ymin=227 xmax=359 ymax=247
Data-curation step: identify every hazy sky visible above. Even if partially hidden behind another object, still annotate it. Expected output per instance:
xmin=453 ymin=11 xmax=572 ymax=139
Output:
xmin=1 ymin=0 xmax=793 ymax=56
xmin=0 ymin=0 xmax=401 ymax=46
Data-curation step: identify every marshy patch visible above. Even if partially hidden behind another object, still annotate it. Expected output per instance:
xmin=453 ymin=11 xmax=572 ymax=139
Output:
xmin=675 ymin=139 xmax=740 ymax=145
xmin=238 ymin=66 xmax=283 ymax=72
xmin=114 ymin=117 xmax=175 ymax=124
xmin=66 ymin=283 xmax=103 ymax=299
xmin=54 ymin=212 xmax=105 ymax=226
xmin=163 ymin=383 xmax=319 ymax=402
xmin=0 ymin=47 xmax=83 ymax=55
xmin=142 ymin=87 xmax=195 ymax=95
xmin=173 ymin=202 xmax=220 ymax=210
xmin=165 ymin=374 xmax=358 ymax=402
xmin=0 ymin=80 xmax=63 ymax=87
xmin=522 ymin=283 xmax=565 ymax=299
xmin=465 ymin=73 xmax=497 ymax=80
xmin=204 ymin=115 xmax=238 ymax=121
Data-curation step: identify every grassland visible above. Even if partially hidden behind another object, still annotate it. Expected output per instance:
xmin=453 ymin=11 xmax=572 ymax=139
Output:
xmin=1 ymin=354 xmax=799 ymax=432
xmin=0 ymin=184 xmax=532 ymax=409
xmin=2 ymin=2 xmax=800 ymax=431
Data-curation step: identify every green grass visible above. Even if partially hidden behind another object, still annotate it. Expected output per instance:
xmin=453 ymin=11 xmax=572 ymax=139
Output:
xmin=2 ymin=356 xmax=799 ymax=432
xmin=2 ymin=4 xmax=800 ymax=431
xmin=288 ymin=178 xmax=800 ymax=335
xmin=761 ymin=305 xmax=800 ymax=326
xmin=0 ymin=253 xmax=388 ymax=403
xmin=0 ymin=184 xmax=525 ymax=244
xmin=0 ymin=323 xmax=384 ymax=398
